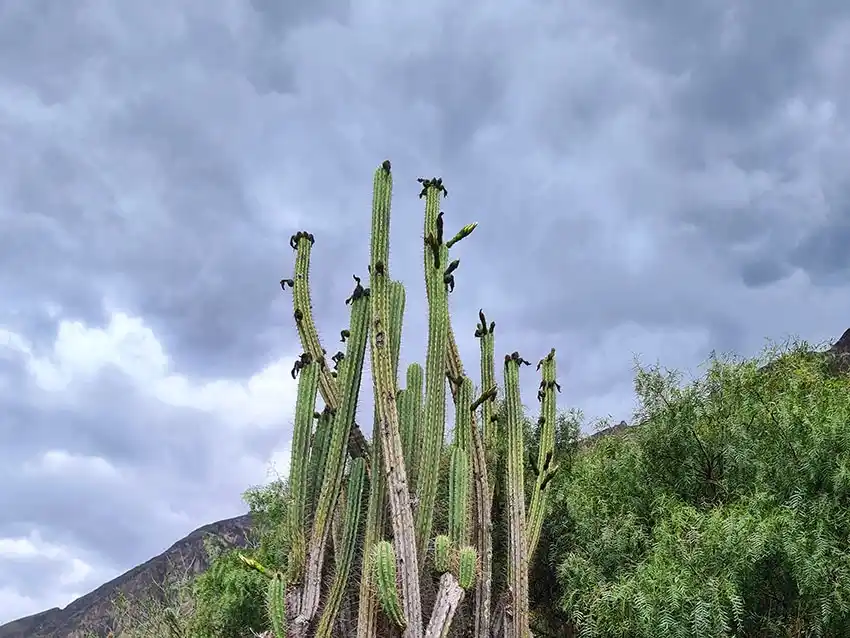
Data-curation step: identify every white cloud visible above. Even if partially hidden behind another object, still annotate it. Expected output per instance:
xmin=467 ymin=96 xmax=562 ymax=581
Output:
xmin=2 ymin=309 xmax=301 ymax=430
xmin=24 ymin=450 xmax=121 ymax=479
xmin=0 ymin=307 xmax=305 ymax=622
xmin=0 ymin=587 xmax=42 ymax=622
xmin=0 ymin=530 xmax=95 ymax=587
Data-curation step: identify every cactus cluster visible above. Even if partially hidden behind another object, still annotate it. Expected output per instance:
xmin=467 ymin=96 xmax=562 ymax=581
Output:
xmin=241 ymin=161 xmax=561 ymax=638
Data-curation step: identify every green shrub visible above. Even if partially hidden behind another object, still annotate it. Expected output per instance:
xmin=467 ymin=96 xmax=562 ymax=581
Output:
xmin=547 ymin=342 xmax=850 ymax=638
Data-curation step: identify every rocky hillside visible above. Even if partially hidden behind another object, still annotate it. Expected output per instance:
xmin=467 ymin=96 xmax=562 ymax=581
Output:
xmin=0 ymin=515 xmax=253 ymax=638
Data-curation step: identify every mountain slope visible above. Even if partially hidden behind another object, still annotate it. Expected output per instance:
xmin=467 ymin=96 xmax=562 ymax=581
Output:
xmin=0 ymin=514 xmax=253 ymax=638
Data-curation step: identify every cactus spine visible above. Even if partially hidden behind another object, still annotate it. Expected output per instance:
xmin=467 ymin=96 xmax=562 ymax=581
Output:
xmin=264 ymin=161 xmax=559 ymax=638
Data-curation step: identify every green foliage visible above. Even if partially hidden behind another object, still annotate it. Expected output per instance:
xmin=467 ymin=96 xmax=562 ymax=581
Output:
xmin=190 ymin=549 xmax=269 ymax=638
xmin=548 ymin=341 xmax=850 ymax=638
xmin=189 ymin=479 xmax=292 ymax=638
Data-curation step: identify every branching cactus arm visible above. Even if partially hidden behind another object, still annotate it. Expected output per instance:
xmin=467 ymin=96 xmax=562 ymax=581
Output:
xmin=285 ymin=234 xmax=370 ymax=462
xmin=447 ymin=377 xmax=473 ymax=557
xmin=475 ymin=310 xmax=499 ymax=473
xmin=307 ymin=409 xmax=333 ymax=517
xmin=356 ymin=404 xmax=386 ymax=638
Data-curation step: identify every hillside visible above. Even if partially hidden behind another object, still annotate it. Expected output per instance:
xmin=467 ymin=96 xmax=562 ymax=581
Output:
xmin=0 ymin=515 xmax=252 ymax=638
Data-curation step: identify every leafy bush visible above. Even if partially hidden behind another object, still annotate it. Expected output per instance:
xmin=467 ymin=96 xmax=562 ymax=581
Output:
xmin=189 ymin=479 xmax=292 ymax=638
xmin=548 ymin=341 xmax=850 ymax=638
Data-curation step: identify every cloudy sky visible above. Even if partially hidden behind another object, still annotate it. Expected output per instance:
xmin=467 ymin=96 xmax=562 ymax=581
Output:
xmin=1 ymin=0 xmax=849 ymax=624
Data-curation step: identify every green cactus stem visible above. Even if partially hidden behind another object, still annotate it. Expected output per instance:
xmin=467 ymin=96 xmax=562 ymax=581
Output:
xmin=369 ymin=161 xmax=423 ymax=637
xmin=307 ymin=408 xmax=333 ymax=516
xmin=449 ymin=376 xmax=474 ymax=562
xmin=447 ymin=325 xmax=494 ymax=638
xmin=356 ymin=405 xmax=386 ymax=638
xmin=357 ymin=281 xmax=405 ymax=638
xmin=356 ymin=280 xmax=405 ymax=638
xmin=414 ymin=178 xmax=451 ymax=564
xmin=267 ymin=571 xmax=288 ymax=638
xmin=526 ymin=348 xmax=559 ymax=560
xmin=433 ymin=534 xmax=452 ymax=574
xmin=316 ymin=457 xmax=366 ymax=638
xmin=474 ymin=309 xmax=499 ymax=472
xmin=447 ymin=443 xmax=470 ymax=548
xmin=457 ymin=545 xmax=478 ymax=591
xmin=400 ymin=363 xmax=424 ymax=486
xmin=286 ymin=232 xmax=370 ymax=463
xmin=286 ymin=356 xmax=320 ymax=583
xmin=301 ymin=279 xmax=370 ymax=621
xmin=371 ymin=540 xmax=407 ymax=629
xmin=504 ymin=351 xmax=531 ymax=638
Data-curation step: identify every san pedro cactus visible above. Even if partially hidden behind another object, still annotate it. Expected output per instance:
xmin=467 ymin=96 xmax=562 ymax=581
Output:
xmin=247 ymin=160 xmax=561 ymax=638
xmin=457 ymin=545 xmax=478 ymax=591
xmin=267 ymin=572 xmax=288 ymax=638
xmin=371 ymin=540 xmax=407 ymax=629
xmin=433 ymin=534 xmax=452 ymax=574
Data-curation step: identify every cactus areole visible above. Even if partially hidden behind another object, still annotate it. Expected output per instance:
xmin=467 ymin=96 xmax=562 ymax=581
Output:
xmin=245 ymin=160 xmax=559 ymax=638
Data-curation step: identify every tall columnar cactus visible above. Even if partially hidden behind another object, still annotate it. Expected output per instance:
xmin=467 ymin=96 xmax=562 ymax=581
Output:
xmin=414 ymin=178 xmax=452 ymax=565
xmin=286 ymin=356 xmax=319 ymax=584
xmin=400 ymin=363 xmax=423 ymax=485
xmin=299 ymin=274 xmax=370 ymax=623
xmin=367 ymin=161 xmax=424 ymax=637
xmin=526 ymin=349 xmax=560 ymax=559
xmin=243 ymin=161 xmax=560 ymax=638
xmin=315 ymin=457 xmax=366 ymax=638
xmin=504 ymin=352 xmax=531 ymax=638
xmin=357 ymin=279 xmax=405 ymax=637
